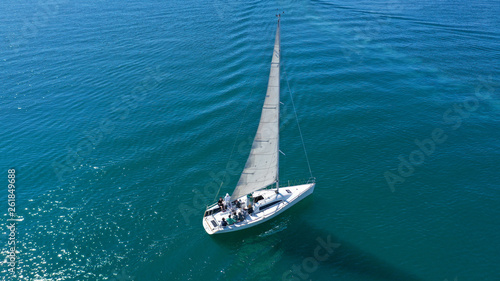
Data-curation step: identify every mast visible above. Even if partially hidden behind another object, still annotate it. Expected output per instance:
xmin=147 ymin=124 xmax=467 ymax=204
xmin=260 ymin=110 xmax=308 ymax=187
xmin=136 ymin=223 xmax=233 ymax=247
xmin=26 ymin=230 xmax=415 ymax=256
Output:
xmin=275 ymin=14 xmax=281 ymax=193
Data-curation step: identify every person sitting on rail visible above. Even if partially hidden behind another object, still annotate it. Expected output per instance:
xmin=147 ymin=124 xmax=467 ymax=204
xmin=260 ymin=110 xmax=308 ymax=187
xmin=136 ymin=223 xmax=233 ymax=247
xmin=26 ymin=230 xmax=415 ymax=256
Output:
xmin=218 ymin=197 xmax=225 ymax=211
xmin=221 ymin=217 xmax=227 ymax=227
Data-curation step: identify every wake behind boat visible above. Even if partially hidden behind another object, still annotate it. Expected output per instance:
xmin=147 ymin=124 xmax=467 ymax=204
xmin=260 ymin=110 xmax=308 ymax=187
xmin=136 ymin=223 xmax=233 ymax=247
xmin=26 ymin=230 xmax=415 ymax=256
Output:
xmin=202 ymin=16 xmax=315 ymax=235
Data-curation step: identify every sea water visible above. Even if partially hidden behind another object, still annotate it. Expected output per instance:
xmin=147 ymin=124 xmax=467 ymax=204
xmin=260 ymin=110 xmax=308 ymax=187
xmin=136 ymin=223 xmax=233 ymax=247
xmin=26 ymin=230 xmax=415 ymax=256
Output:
xmin=0 ymin=0 xmax=499 ymax=280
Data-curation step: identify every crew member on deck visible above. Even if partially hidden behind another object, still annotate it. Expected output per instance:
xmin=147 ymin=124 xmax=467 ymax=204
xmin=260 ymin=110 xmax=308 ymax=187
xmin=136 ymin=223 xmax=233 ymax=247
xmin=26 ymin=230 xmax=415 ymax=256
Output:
xmin=237 ymin=211 xmax=244 ymax=222
xmin=247 ymin=204 xmax=253 ymax=214
xmin=218 ymin=197 xmax=224 ymax=211
xmin=227 ymin=215 xmax=236 ymax=225
xmin=224 ymin=193 xmax=231 ymax=211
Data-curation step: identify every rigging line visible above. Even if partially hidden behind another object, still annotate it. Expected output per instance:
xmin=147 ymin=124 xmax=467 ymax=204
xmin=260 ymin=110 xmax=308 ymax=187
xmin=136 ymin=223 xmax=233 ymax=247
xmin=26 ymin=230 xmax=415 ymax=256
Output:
xmin=213 ymin=74 xmax=258 ymax=202
xmin=282 ymin=64 xmax=313 ymax=178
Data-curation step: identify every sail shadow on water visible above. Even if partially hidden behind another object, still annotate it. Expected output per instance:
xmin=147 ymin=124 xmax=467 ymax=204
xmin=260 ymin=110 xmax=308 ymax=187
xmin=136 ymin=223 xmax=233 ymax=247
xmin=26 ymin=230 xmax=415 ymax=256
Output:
xmin=210 ymin=211 xmax=424 ymax=281
xmin=278 ymin=220 xmax=425 ymax=281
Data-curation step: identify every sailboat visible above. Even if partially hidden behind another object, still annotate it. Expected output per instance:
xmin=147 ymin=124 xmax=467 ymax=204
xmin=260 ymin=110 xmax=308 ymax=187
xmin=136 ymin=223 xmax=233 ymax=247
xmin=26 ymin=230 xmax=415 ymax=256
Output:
xmin=202 ymin=17 xmax=315 ymax=235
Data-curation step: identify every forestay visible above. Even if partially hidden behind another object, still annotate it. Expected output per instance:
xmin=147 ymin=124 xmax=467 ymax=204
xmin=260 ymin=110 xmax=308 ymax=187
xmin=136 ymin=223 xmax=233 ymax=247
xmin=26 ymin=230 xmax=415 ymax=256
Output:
xmin=231 ymin=22 xmax=281 ymax=201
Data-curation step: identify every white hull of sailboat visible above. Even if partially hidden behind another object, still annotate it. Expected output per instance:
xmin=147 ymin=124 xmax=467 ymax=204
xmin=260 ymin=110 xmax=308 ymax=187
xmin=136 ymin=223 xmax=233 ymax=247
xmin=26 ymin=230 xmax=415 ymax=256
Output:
xmin=202 ymin=183 xmax=315 ymax=235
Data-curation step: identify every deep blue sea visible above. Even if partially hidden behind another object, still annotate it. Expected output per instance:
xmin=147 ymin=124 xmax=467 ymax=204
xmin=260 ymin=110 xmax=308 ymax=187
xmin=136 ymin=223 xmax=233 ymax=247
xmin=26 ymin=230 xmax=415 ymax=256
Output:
xmin=1 ymin=0 xmax=499 ymax=280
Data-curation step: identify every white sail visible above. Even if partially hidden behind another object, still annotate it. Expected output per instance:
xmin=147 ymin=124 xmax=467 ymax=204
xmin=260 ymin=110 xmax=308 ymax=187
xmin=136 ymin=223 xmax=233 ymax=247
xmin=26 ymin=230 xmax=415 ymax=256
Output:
xmin=231 ymin=22 xmax=281 ymax=201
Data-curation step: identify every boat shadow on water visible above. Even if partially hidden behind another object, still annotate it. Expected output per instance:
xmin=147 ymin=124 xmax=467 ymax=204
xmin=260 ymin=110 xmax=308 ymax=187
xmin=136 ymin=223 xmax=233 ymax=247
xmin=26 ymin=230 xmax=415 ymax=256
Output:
xmin=210 ymin=199 xmax=424 ymax=281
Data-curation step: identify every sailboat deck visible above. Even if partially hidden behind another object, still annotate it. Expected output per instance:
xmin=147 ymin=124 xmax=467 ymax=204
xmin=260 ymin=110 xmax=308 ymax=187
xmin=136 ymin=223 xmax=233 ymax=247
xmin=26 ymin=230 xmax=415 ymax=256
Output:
xmin=202 ymin=183 xmax=315 ymax=234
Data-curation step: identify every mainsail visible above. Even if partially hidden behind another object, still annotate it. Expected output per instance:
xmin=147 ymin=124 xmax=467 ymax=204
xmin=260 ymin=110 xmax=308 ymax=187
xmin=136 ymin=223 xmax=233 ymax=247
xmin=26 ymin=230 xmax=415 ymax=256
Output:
xmin=231 ymin=21 xmax=281 ymax=201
